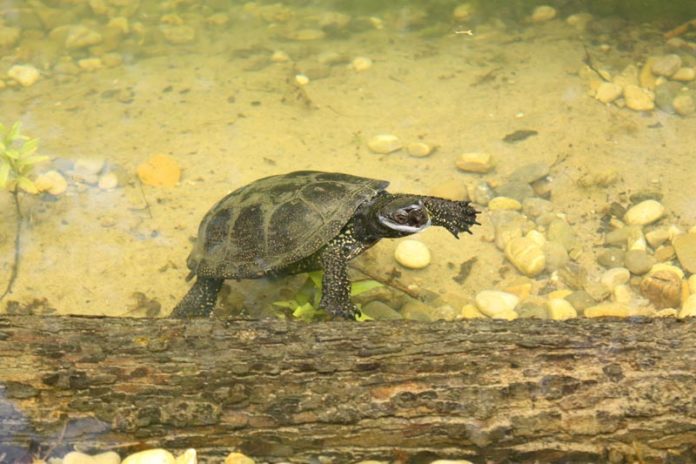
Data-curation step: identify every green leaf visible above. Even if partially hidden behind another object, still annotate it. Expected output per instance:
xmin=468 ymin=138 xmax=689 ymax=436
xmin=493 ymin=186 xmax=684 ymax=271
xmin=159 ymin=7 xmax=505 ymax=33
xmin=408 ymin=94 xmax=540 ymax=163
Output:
xmin=16 ymin=154 xmax=48 ymax=167
xmin=308 ymin=271 xmax=323 ymax=288
xmin=7 ymin=122 xmax=21 ymax=143
xmin=16 ymin=176 xmax=38 ymax=194
xmin=350 ymin=279 xmax=382 ymax=296
xmin=292 ymin=302 xmax=322 ymax=321
xmin=19 ymin=138 xmax=39 ymax=157
xmin=272 ymin=300 xmax=298 ymax=309
xmin=355 ymin=310 xmax=374 ymax=322
xmin=4 ymin=148 xmax=19 ymax=160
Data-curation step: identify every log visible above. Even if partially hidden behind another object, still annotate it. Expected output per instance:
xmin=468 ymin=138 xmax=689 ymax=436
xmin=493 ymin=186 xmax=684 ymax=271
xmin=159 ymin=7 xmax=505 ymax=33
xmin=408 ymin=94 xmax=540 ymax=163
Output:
xmin=1 ymin=315 xmax=696 ymax=463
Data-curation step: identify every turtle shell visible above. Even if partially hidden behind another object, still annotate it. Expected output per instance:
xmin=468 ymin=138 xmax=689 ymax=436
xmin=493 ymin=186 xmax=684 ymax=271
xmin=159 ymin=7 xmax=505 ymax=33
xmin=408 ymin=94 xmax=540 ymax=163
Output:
xmin=187 ymin=170 xmax=389 ymax=279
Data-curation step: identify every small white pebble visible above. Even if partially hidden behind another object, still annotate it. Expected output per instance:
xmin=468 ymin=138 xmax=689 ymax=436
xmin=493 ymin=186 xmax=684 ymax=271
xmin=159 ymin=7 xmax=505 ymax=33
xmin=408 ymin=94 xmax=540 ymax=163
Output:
xmin=394 ymin=240 xmax=431 ymax=269
xmin=351 ymin=56 xmax=372 ymax=72
xmin=406 ymin=142 xmax=433 ymax=157
xmin=174 ymin=449 xmax=196 ymax=464
xmin=122 ymin=449 xmax=175 ymax=464
xmin=600 ymin=267 xmax=630 ymax=291
xmin=294 ymin=73 xmax=309 ymax=86
xmin=546 ymin=298 xmax=577 ymax=320
xmin=98 ymin=172 xmax=119 ymax=190
xmin=475 ymin=290 xmax=519 ymax=317
xmin=63 ymin=451 xmax=121 ymax=464
xmin=367 ymin=134 xmax=401 ymax=154
xmin=271 ymin=50 xmax=290 ymax=62
xmin=34 ymin=170 xmax=68 ymax=196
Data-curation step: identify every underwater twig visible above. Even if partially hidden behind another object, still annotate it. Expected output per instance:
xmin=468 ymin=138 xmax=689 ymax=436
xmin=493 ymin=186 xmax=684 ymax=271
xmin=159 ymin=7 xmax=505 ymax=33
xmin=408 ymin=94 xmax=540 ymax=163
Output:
xmin=582 ymin=44 xmax=610 ymax=82
xmin=0 ymin=188 xmax=21 ymax=302
xmin=136 ymin=178 xmax=153 ymax=219
xmin=349 ymin=262 xmax=423 ymax=300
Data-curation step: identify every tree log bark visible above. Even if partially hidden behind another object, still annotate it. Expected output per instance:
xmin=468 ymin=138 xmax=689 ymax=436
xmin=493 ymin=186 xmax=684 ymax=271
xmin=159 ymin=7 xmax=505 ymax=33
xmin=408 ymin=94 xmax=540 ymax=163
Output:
xmin=1 ymin=316 xmax=696 ymax=464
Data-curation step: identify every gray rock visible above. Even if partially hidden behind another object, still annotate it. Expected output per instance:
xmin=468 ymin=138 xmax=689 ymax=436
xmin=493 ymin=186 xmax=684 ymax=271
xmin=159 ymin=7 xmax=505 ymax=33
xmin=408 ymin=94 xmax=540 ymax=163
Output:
xmin=547 ymin=219 xmax=578 ymax=251
xmin=468 ymin=181 xmax=494 ymax=206
xmin=400 ymin=301 xmax=436 ymax=321
xmin=544 ymin=241 xmax=569 ymax=272
xmin=565 ymin=290 xmax=596 ymax=315
xmin=361 ymin=301 xmax=403 ymax=320
xmin=623 ymin=249 xmax=656 ymax=275
xmin=495 ymin=181 xmax=534 ymax=202
xmin=509 ymin=162 xmax=550 ymax=184
xmin=522 ymin=197 xmax=553 ymax=217
xmin=517 ymin=301 xmax=548 ymax=319
xmin=597 ymin=248 xmax=625 ymax=268
xmin=654 ymin=81 xmax=682 ymax=113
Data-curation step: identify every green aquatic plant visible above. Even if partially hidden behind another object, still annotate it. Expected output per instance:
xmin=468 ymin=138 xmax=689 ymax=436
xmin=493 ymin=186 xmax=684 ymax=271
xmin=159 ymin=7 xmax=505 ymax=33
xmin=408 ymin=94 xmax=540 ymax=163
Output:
xmin=0 ymin=122 xmax=48 ymax=302
xmin=273 ymin=271 xmax=382 ymax=321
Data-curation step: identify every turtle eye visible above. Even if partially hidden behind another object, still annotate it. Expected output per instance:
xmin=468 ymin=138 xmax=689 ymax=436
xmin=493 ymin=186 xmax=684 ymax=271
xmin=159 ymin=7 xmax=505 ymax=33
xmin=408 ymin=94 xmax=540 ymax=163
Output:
xmin=394 ymin=212 xmax=408 ymax=224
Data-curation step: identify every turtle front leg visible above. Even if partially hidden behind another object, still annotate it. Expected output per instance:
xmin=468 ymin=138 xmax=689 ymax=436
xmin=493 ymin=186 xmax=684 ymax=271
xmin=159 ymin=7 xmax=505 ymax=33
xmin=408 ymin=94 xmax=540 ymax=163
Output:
xmin=171 ymin=276 xmax=223 ymax=318
xmin=420 ymin=197 xmax=480 ymax=238
xmin=319 ymin=240 xmax=359 ymax=319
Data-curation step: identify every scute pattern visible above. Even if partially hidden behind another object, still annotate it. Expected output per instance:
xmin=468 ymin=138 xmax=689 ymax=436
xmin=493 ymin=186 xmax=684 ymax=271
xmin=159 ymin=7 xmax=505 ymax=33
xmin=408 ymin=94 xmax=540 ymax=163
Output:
xmin=187 ymin=171 xmax=389 ymax=279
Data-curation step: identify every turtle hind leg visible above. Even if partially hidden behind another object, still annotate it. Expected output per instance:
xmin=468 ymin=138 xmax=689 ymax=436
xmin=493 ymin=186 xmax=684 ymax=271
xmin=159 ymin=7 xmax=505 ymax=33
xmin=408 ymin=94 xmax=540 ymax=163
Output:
xmin=171 ymin=276 xmax=223 ymax=318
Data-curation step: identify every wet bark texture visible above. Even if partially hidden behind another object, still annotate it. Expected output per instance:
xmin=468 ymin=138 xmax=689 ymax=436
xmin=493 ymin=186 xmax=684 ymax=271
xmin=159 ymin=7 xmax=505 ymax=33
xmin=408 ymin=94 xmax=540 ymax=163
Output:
xmin=1 ymin=315 xmax=696 ymax=464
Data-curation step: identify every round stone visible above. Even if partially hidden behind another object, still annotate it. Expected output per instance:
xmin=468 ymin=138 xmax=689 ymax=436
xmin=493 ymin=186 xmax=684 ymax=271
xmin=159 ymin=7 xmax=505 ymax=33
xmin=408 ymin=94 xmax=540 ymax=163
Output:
xmin=624 ymin=85 xmax=655 ymax=112
xmin=63 ymin=451 xmax=121 ymax=464
xmin=597 ymin=248 xmax=625 ymax=268
xmin=367 ymin=134 xmax=401 ymax=154
xmin=679 ymin=294 xmax=696 ymax=319
xmin=600 ymin=267 xmax=630 ymax=291
xmin=672 ymin=67 xmax=696 ymax=81
xmin=394 ymin=240 xmax=431 ymax=269
xmin=488 ymin=196 xmax=522 ymax=211
xmin=122 ymin=449 xmax=175 ymax=464
xmin=98 ymin=172 xmax=119 ymax=190
xmin=624 ymin=199 xmax=665 ymax=225
xmin=623 ymin=249 xmax=656 ymax=275
xmin=475 ymin=290 xmax=519 ymax=317
xmin=531 ymin=5 xmax=557 ymax=22
xmin=351 ymin=56 xmax=372 ymax=72
xmin=546 ymin=298 xmax=577 ymax=320
xmin=406 ymin=142 xmax=434 ymax=157
xmin=7 ymin=64 xmax=40 ymax=87
xmin=651 ymin=54 xmax=682 ymax=77
xmin=504 ymin=236 xmax=546 ymax=277
xmin=595 ymin=82 xmax=623 ymax=103
xmin=34 ymin=170 xmax=68 ymax=195
xmin=673 ymin=94 xmax=695 ymax=116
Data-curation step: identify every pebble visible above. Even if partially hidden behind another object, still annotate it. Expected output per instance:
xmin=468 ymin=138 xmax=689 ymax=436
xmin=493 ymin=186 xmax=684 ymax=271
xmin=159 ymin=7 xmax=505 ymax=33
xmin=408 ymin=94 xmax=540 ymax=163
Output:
xmin=475 ymin=290 xmax=519 ymax=317
xmin=673 ymin=233 xmax=696 ymax=273
xmin=645 ymin=228 xmax=670 ymax=248
xmin=456 ymin=152 xmax=493 ymax=173
xmin=122 ymin=449 xmax=175 ymax=464
xmin=689 ymin=275 xmax=696 ymax=294
xmin=640 ymin=269 xmax=682 ymax=309
xmin=612 ymin=284 xmax=633 ymax=305
xmin=623 ymin=249 xmax=655 ymax=275
xmin=431 ymin=460 xmax=474 ymax=464
xmin=7 ymin=65 xmax=40 ymax=87
xmin=65 ymin=25 xmax=103 ymax=49
xmin=522 ymin=197 xmax=553 ymax=217
xmin=516 ymin=301 xmax=548 ymax=319
xmin=546 ymin=298 xmax=577 ymax=320
xmin=584 ymin=303 xmax=648 ymax=318
xmin=488 ymin=196 xmax=521 ymax=211
xmin=679 ymin=294 xmax=696 ymax=319
xmin=63 ymin=451 xmax=121 ymax=464
xmin=597 ymin=248 xmax=625 ymax=268
xmin=531 ymin=5 xmax=557 ymax=22
xmin=509 ymin=162 xmax=550 ymax=184
xmin=453 ymin=3 xmax=475 ymax=22
xmin=98 ymin=172 xmax=119 ymax=190
xmin=654 ymin=81 xmax=681 ymax=113
xmin=468 ymin=181 xmax=494 ymax=205
xmin=351 ymin=56 xmax=373 ymax=72
xmin=565 ymin=290 xmax=595 ymax=313
xmin=400 ymin=301 xmax=436 ymax=322
xmin=394 ymin=240 xmax=431 ymax=269
xmin=673 ymin=94 xmax=695 ymax=116
xmin=367 ymin=134 xmax=401 ymax=154
xmin=137 ymin=154 xmax=181 ymax=187
xmin=491 ymin=210 xmax=525 ymax=249
xmin=624 ymin=199 xmax=665 ymax=225
xmin=224 ymin=452 xmax=255 ymax=464
xmin=600 ymin=267 xmax=630 ymax=291
xmin=78 ymin=58 xmax=103 ymax=71
xmin=459 ymin=304 xmax=485 ymax=319
xmin=505 ymin=236 xmax=546 ymax=277
xmin=207 ymin=12 xmax=230 ymax=26
xmin=566 ymin=13 xmax=593 ymax=31
xmin=175 ymin=450 xmax=196 ymax=464
xmin=0 ymin=26 xmax=20 ymax=48
xmin=495 ymin=181 xmax=534 ymax=202
xmin=672 ymin=67 xmax=696 ymax=81
xmin=648 ymin=263 xmax=684 ymax=279
xmin=290 ymin=28 xmax=326 ymax=41
xmin=361 ymin=301 xmax=402 ymax=320
xmin=626 ymin=227 xmax=647 ymax=251
xmin=294 ymin=74 xmax=309 ymax=86
xmin=651 ymin=54 xmax=682 ymax=77
xmin=623 ymin=85 xmax=655 ymax=111
xmin=34 ymin=170 xmax=68 ymax=195
xmin=595 ymin=82 xmax=623 ymax=103
xmin=543 ymin=241 xmax=569 ymax=272
xmin=406 ymin=142 xmax=434 ymax=157
xmin=547 ymin=218 xmax=577 ymax=252
xmin=271 ymin=50 xmax=290 ymax=62
xmin=161 ymin=25 xmax=196 ymax=44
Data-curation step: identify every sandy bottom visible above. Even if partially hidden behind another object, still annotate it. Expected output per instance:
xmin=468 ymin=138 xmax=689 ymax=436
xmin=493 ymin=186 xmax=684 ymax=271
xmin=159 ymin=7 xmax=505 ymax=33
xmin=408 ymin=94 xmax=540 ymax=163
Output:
xmin=1 ymin=16 xmax=695 ymax=318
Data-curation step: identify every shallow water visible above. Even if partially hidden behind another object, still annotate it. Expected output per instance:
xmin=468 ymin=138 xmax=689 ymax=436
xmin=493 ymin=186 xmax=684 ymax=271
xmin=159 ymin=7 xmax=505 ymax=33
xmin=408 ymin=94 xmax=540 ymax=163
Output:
xmin=1 ymin=0 xmax=696 ymax=461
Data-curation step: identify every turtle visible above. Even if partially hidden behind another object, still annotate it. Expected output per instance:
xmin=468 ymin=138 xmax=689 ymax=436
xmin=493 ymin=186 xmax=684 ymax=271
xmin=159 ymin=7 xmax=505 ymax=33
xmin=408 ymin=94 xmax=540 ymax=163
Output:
xmin=171 ymin=170 xmax=479 ymax=319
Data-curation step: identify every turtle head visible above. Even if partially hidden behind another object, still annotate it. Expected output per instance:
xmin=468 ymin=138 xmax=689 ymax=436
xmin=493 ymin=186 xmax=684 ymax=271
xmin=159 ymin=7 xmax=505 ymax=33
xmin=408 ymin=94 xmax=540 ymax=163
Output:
xmin=376 ymin=196 xmax=431 ymax=237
